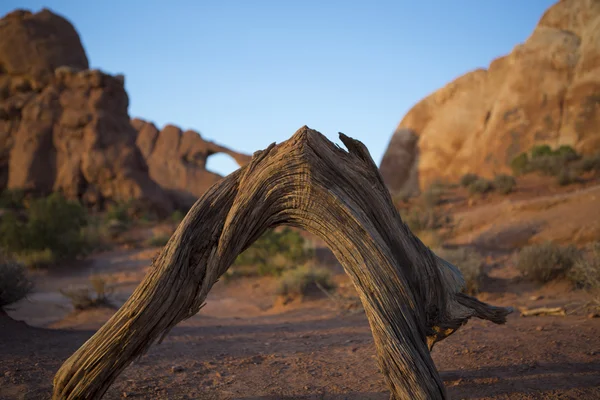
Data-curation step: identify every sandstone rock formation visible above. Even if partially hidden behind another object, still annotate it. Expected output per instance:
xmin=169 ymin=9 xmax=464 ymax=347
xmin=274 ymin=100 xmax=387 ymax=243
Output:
xmin=0 ymin=9 xmax=173 ymax=214
xmin=131 ymin=119 xmax=251 ymax=208
xmin=380 ymin=0 xmax=600 ymax=194
xmin=0 ymin=8 xmax=250 ymax=214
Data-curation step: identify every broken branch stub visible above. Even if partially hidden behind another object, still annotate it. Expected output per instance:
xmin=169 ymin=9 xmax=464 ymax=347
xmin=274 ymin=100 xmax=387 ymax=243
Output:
xmin=52 ymin=126 xmax=512 ymax=400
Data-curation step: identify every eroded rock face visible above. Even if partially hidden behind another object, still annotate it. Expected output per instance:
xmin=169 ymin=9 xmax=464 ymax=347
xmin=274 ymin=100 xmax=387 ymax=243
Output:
xmin=131 ymin=118 xmax=251 ymax=208
xmin=0 ymin=9 xmax=88 ymax=80
xmin=0 ymin=9 xmax=172 ymax=214
xmin=380 ymin=0 xmax=600 ymax=194
xmin=0 ymin=8 xmax=252 ymax=214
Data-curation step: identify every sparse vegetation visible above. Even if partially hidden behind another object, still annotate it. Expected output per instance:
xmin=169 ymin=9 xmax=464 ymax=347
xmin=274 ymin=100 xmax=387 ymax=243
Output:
xmin=422 ymin=181 xmax=446 ymax=207
xmin=435 ymin=247 xmax=485 ymax=295
xmin=0 ymin=192 xmax=91 ymax=267
xmin=146 ymin=234 xmax=170 ymax=247
xmin=0 ymin=259 xmax=33 ymax=308
xmin=277 ymin=264 xmax=335 ymax=297
xmin=510 ymin=144 xmax=591 ymax=181
xmin=510 ymin=152 xmax=530 ymax=176
xmin=568 ymin=243 xmax=600 ymax=292
xmin=0 ymin=189 xmax=25 ymax=210
xmin=232 ymin=228 xmax=314 ymax=277
xmin=105 ymin=200 xmax=134 ymax=225
xmin=60 ymin=276 xmax=115 ymax=311
xmin=516 ymin=242 xmax=581 ymax=284
xmin=460 ymin=173 xmax=480 ymax=188
xmin=171 ymin=210 xmax=185 ymax=224
xmin=557 ymin=167 xmax=577 ymax=186
xmin=468 ymin=177 xmax=494 ymax=195
xmin=493 ymin=174 xmax=516 ymax=194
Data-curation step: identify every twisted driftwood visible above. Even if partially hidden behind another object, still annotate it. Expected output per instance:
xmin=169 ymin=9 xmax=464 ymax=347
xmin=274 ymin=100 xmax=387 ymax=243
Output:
xmin=53 ymin=126 xmax=512 ymax=399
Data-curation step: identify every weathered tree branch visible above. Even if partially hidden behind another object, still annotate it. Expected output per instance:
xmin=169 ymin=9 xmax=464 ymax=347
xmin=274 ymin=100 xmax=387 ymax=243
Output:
xmin=52 ymin=126 xmax=512 ymax=400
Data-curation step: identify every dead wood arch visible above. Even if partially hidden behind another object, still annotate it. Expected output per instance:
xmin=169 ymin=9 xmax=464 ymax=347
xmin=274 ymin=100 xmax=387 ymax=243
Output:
xmin=53 ymin=126 xmax=512 ymax=400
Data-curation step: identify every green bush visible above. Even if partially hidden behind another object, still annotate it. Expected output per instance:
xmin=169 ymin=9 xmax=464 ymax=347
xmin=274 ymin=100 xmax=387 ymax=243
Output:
xmin=171 ymin=210 xmax=185 ymax=224
xmin=435 ymin=247 xmax=484 ymax=295
xmin=493 ymin=174 xmax=516 ymax=195
xmin=510 ymin=153 xmax=530 ymax=176
xmin=0 ymin=260 xmax=33 ymax=308
xmin=517 ymin=242 xmax=580 ymax=284
xmin=0 ymin=189 xmax=25 ymax=210
xmin=146 ymin=234 xmax=170 ymax=247
xmin=0 ymin=192 xmax=90 ymax=265
xmin=277 ymin=264 xmax=335 ymax=297
xmin=511 ymin=145 xmax=583 ymax=178
xmin=554 ymin=145 xmax=579 ymax=161
xmin=460 ymin=173 xmax=480 ymax=188
xmin=530 ymin=144 xmax=554 ymax=158
xmin=468 ymin=178 xmax=494 ymax=195
xmin=234 ymin=228 xmax=314 ymax=276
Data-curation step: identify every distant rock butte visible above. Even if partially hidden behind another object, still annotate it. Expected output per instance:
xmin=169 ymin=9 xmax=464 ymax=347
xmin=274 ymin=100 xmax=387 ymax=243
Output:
xmin=0 ymin=9 xmax=250 ymax=214
xmin=131 ymin=119 xmax=251 ymax=208
xmin=380 ymin=0 xmax=600 ymax=194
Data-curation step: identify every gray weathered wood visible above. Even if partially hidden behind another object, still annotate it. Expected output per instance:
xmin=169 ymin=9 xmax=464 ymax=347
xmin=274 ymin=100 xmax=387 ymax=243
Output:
xmin=53 ymin=126 xmax=512 ymax=399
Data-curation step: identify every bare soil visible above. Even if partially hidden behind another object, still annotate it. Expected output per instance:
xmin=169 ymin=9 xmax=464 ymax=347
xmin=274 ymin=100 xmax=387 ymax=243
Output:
xmin=2 ymin=178 xmax=600 ymax=400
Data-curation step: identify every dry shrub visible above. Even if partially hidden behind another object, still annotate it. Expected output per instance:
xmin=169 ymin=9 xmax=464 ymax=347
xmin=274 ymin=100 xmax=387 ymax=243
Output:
xmin=435 ymin=247 xmax=484 ymax=295
xmin=568 ymin=243 xmax=600 ymax=307
xmin=0 ymin=259 xmax=33 ymax=308
xmin=468 ymin=178 xmax=494 ymax=195
xmin=60 ymin=276 xmax=115 ymax=311
xmin=493 ymin=174 xmax=516 ymax=194
xmin=460 ymin=173 xmax=480 ymax=188
xmin=517 ymin=242 xmax=580 ymax=284
xmin=277 ymin=264 xmax=335 ymax=297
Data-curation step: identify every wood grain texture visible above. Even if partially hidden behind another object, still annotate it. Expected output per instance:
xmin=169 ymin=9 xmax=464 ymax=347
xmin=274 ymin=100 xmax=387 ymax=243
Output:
xmin=53 ymin=126 xmax=512 ymax=400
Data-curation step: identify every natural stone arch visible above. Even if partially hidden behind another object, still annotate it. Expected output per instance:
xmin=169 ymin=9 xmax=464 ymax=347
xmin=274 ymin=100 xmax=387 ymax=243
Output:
xmin=53 ymin=126 xmax=511 ymax=400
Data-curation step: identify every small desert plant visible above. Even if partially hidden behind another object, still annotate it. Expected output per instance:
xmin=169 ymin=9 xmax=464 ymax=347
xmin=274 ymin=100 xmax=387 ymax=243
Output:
xmin=14 ymin=248 xmax=56 ymax=269
xmin=105 ymin=201 xmax=133 ymax=224
xmin=435 ymin=247 xmax=485 ymax=295
xmin=460 ymin=173 xmax=480 ymax=188
xmin=146 ymin=234 xmax=170 ymax=247
xmin=530 ymin=144 xmax=554 ymax=158
xmin=277 ymin=264 xmax=335 ymax=297
xmin=0 ymin=193 xmax=90 ymax=265
xmin=574 ymin=153 xmax=600 ymax=174
xmin=401 ymin=208 xmax=446 ymax=232
xmin=0 ymin=260 xmax=33 ymax=308
xmin=557 ymin=167 xmax=577 ymax=186
xmin=516 ymin=242 xmax=581 ymax=284
xmin=468 ymin=178 xmax=494 ymax=195
xmin=511 ymin=145 xmax=582 ymax=178
xmin=60 ymin=276 xmax=115 ymax=311
xmin=0 ymin=189 xmax=25 ymax=210
xmin=493 ymin=174 xmax=516 ymax=194
xmin=171 ymin=209 xmax=185 ymax=224
xmin=567 ymin=243 xmax=600 ymax=290
xmin=234 ymin=227 xmax=314 ymax=276
xmin=421 ymin=182 xmax=445 ymax=208
xmin=510 ymin=153 xmax=530 ymax=176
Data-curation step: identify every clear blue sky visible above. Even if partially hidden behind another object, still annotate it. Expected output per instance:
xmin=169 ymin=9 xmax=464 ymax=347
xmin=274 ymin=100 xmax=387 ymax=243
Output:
xmin=2 ymin=0 xmax=557 ymax=176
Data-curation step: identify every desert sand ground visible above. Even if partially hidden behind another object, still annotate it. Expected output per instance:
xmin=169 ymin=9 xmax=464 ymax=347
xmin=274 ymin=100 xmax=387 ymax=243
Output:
xmin=2 ymin=179 xmax=600 ymax=400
